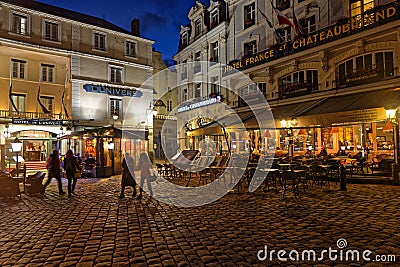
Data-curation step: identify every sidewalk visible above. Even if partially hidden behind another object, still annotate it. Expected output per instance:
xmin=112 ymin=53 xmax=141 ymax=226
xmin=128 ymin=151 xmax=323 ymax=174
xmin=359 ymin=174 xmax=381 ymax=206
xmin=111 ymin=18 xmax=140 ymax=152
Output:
xmin=0 ymin=176 xmax=399 ymax=266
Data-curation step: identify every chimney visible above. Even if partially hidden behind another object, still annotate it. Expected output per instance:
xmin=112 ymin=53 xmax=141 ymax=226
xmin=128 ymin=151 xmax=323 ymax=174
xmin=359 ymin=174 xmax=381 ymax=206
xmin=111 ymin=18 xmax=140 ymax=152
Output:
xmin=131 ymin=19 xmax=140 ymax=36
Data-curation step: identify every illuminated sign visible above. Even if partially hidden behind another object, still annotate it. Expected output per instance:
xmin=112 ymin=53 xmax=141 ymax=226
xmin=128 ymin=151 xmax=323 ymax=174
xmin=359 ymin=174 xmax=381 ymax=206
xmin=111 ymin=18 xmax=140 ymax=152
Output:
xmin=178 ymin=97 xmax=220 ymax=113
xmin=83 ymin=84 xmax=142 ymax=98
xmin=224 ymin=3 xmax=399 ymax=74
xmin=12 ymin=119 xmax=63 ymax=126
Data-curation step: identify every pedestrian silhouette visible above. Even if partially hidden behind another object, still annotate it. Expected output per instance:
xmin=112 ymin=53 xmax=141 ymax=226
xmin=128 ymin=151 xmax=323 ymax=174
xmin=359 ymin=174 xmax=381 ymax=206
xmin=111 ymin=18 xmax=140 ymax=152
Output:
xmin=43 ymin=150 xmax=65 ymax=195
xmin=64 ymin=150 xmax=82 ymax=197
xmin=119 ymin=153 xmax=137 ymax=198
xmin=137 ymin=153 xmax=153 ymax=200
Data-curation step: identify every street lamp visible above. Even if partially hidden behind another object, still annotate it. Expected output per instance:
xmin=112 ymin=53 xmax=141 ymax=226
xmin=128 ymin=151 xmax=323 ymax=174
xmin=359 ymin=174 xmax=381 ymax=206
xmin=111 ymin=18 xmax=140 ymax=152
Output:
xmin=386 ymin=107 xmax=399 ymax=185
xmin=11 ymin=137 xmax=22 ymax=178
xmin=66 ymin=125 xmax=72 ymax=150
xmin=111 ymin=114 xmax=118 ymax=176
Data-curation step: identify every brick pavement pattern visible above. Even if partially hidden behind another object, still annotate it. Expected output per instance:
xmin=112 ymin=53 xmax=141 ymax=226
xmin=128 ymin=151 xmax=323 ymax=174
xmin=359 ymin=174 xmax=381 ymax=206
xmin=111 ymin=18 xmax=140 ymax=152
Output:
xmin=0 ymin=177 xmax=399 ymax=266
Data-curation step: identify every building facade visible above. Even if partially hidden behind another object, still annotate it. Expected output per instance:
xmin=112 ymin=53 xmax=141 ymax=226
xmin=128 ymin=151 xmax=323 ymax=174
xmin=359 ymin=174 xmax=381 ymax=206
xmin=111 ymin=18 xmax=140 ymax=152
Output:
xmin=175 ymin=0 xmax=400 ymax=166
xmin=0 ymin=0 xmax=154 ymax=175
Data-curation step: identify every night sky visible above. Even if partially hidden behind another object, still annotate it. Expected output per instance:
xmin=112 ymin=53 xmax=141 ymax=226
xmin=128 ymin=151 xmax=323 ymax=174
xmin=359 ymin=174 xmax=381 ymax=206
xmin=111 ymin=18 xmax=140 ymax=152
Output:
xmin=39 ymin=0 xmax=203 ymax=63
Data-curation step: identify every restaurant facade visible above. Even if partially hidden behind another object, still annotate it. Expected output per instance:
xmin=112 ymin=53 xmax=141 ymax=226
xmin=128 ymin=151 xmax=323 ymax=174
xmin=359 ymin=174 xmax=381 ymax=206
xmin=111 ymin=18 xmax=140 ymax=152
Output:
xmin=0 ymin=0 xmax=155 ymax=175
xmin=175 ymin=0 xmax=400 ymax=166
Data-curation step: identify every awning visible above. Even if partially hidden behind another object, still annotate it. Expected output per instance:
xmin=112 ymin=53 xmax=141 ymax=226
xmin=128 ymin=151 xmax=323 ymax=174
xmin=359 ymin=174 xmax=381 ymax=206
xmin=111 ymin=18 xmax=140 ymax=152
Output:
xmin=114 ymin=128 xmax=149 ymax=140
xmin=302 ymin=89 xmax=400 ymax=116
xmin=239 ymin=89 xmax=400 ymax=128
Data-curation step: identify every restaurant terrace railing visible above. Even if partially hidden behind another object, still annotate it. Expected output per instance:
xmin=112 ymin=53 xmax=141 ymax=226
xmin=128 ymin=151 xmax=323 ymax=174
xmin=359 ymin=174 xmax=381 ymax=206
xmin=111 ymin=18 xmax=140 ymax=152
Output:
xmin=0 ymin=110 xmax=69 ymax=120
xmin=279 ymin=81 xmax=318 ymax=99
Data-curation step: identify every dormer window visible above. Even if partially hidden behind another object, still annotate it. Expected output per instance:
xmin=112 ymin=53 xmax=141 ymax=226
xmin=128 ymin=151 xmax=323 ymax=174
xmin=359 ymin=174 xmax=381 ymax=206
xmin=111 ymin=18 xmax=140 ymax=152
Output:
xmin=182 ymin=32 xmax=188 ymax=46
xmin=195 ymin=19 xmax=202 ymax=36
xmin=11 ymin=12 xmax=29 ymax=36
xmin=211 ymin=10 xmax=219 ymax=28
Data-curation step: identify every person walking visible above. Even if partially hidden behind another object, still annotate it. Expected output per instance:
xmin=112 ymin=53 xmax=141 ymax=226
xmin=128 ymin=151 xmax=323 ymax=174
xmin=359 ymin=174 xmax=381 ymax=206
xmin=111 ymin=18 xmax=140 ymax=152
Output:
xmin=119 ymin=153 xmax=137 ymax=198
xmin=64 ymin=150 xmax=82 ymax=197
xmin=43 ymin=150 xmax=65 ymax=195
xmin=137 ymin=153 xmax=153 ymax=200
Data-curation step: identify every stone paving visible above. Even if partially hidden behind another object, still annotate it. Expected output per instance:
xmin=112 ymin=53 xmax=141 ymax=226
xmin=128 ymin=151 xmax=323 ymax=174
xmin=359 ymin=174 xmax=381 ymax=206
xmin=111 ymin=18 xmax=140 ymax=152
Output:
xmin=0 ymin=176 xmax=399 ymax=266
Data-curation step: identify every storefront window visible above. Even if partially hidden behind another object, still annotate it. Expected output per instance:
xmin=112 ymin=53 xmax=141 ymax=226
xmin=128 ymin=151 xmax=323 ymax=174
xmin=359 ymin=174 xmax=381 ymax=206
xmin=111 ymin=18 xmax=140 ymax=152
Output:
xmin=376 ymin=122 xmax=394 ymax=150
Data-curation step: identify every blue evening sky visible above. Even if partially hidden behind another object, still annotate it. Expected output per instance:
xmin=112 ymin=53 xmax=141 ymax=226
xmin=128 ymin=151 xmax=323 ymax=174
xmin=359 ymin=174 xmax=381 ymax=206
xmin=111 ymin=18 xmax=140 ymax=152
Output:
xmin=39 ymin=0 xmax=205 ymax=63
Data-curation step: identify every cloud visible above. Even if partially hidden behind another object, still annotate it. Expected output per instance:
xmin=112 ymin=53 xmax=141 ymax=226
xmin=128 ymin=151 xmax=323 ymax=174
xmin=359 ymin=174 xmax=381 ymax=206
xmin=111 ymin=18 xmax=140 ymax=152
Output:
xmin=138 ymin=12 xmax=169 ymax=34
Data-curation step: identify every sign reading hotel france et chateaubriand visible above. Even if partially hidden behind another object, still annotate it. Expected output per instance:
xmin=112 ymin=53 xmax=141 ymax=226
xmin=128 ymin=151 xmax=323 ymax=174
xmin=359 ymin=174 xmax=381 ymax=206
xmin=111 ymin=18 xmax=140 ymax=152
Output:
xmin=224 ymin=2 xmax=399 ymax=74
xmin=83 ymin=84 xmax=143 ymax=98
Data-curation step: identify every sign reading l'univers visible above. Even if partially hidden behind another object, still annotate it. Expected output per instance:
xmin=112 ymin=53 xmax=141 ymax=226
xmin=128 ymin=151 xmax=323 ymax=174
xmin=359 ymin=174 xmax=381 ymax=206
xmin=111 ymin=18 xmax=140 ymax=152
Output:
xmin=224 ymin=2 xmax=399 ymax=74
xmin=83 ymin=84 xmax=143 ymax=98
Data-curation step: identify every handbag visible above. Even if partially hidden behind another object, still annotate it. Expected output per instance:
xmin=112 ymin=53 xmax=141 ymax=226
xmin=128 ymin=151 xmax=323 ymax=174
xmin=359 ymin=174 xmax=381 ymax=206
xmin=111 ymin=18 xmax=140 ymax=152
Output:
xmin=75 ymin=171 xmax=81 ymax=179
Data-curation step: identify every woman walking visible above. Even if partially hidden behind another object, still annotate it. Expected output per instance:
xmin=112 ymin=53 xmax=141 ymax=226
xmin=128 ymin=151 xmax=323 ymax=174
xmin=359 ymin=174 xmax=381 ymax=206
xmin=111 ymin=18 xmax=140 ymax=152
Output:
xmin=119 ymin=153 xmax=137 ymax=198
xmin=43 ymin=150 xmax=65 ymax=195
xmin=64 ymin=150 xmax=81 ymax=197
xmin=137 ymin=153 xmax=153 ymax=200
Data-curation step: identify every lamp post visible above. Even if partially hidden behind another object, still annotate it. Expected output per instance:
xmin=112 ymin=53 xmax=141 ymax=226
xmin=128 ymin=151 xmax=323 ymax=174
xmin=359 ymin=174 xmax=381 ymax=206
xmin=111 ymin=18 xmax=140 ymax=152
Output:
xmin=111 ymin=114 xmax=118 ymax=176
xmin=11 ymin=137 xmax=22 ymax=178
xmin=386 ymin=108 xmax=399 ymax=185
xmin=65 ymin=125 xmax=72 ymax=151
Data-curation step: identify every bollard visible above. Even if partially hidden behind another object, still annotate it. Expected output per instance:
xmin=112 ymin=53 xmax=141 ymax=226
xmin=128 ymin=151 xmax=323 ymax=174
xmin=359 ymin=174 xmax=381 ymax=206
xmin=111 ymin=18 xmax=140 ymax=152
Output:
xmin=340 ymin=164 xmax=347 ymax=191
xmin=392 ymin=163 xmax=399 ymax=186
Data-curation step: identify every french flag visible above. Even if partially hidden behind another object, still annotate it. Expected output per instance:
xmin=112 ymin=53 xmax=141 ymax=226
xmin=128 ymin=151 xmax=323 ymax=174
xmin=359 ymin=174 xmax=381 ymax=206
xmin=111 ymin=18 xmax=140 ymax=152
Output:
xmin=292 ymin=0 xmax=304 ymax=35
xmin=270 ymin=0 xmax=294 ymax=28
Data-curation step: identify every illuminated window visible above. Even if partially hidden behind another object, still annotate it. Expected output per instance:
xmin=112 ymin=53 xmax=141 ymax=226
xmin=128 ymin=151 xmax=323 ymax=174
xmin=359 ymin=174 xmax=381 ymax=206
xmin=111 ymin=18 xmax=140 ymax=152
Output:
xmin=350 ymin=0 xmax=374 ymax=17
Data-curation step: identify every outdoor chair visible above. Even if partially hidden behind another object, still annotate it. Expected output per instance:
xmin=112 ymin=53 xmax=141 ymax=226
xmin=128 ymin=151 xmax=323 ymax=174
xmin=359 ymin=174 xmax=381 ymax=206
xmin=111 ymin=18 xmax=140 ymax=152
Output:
xmin=282 ymin=170 xmax=299 ymax=199
xmin=0 ymin=172 xmax=21 ymax=198
xmin=25 ymin=172 xmax=46 ymax=196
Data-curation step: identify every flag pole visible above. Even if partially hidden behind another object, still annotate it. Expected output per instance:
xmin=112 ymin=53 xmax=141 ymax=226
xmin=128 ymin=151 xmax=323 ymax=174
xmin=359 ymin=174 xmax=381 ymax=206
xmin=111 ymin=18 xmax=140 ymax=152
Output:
xmin=36 ymin=68 xmax=39 ymax=117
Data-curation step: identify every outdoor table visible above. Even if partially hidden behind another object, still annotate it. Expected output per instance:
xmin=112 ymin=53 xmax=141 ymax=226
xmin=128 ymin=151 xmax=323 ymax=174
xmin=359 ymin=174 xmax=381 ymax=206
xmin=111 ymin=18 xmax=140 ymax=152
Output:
xmin=278 ymin=163 xmax=297 ymax=171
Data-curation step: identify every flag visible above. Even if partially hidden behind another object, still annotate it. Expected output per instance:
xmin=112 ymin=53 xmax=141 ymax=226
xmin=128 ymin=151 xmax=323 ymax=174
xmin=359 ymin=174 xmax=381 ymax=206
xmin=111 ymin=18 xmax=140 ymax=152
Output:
xmin=62 ymin=68 xmax=69 ymax=118
xmin=9 ymin=82 xmax=19 ymax=114
xmin=270 ymin=0 xmax=294 ymax=28
xmin=292 ymin=0 xmax=304 ymax=35
xmin=37 ymin=85 xmax=50 ymax=114
xmin=258 ymin=7 xmax=281 ymax=43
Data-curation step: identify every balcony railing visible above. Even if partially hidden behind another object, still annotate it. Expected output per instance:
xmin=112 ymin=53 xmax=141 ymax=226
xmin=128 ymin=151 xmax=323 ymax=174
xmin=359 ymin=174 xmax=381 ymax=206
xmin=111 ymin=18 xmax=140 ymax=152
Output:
xmin=337 ymin=66 xmax=383 ymax=87
xmin=0 ymin=110 xmax=68 ymax=120
xmin=279 ymin=81 xmax=318 ymax=98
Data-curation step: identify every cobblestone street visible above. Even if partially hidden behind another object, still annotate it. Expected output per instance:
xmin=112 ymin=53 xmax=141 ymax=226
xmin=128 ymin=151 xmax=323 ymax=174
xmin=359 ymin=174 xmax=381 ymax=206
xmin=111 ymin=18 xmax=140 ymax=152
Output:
xmin=0 ymin=177 xmax=399 ymax=266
